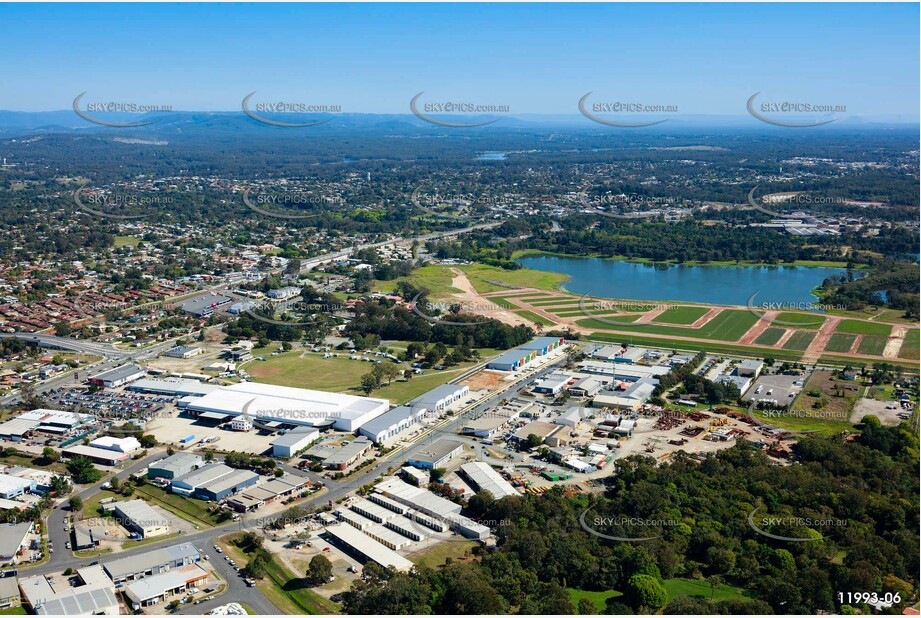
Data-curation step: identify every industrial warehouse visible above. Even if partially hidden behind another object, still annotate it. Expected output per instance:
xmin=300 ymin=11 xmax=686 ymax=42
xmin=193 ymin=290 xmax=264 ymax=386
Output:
xmin=182 ymin=381 xmax=390 ymax=431
xmin=170 ymin=463 xmax=260 ymax=501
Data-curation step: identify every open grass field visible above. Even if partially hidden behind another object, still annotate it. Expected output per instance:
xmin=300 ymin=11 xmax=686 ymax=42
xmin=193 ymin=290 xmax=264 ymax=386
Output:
xmin=480 ymin=295 xmax=521 ymax=309
xmin=460 ymin=263 xmax=569 ymax=294
xmin=754 ymin=327 xmax=786 ymax=346
xmin=409 ymin=540 xmax=478 ymax=568
xmin=578 ymin=309 xmax=758 ymax=341
xmin=899 ymin=329 xmax=920 ymax=360
xmin=824 ymin=333 xmax=856 ymax=353
xmin=246 ymin=347 xmax=488 ymax=405
xmin=857 ymin=336 xmax=888 ymax=356
xmin=652 ymin=306 xmax=709 ymax=324
xmin=556 ymin=310 xmax=642 ymax=321
xmin=776 ymin=312 xmax=824 ymax=328
xmin=836 ymin=320 xmax=892 ymax=336
xmin=375 ymin=263 xmax=568 ymax=298
xmin=514 ymin=310 xmax=556 ymax=326
xmin=374 ymin=265 xmax=459 ymax=297
xmin=567 ymin=588 xmax=623 ymax=612
xmin=663 ymin=578 xmax=751 ymax=602
xmin=782 ymin=331 xmax=817 ymax=351
xmin=526 ymin=298 xmax=584 ymax=306
xmin=113 ymin=235 xmax=141 ymax=248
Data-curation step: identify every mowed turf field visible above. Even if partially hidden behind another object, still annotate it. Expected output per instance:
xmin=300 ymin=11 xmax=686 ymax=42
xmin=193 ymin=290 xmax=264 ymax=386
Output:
xmin=824 ymin=333 xmax=856 ymax=353
xmin=782 ymin=330 xmax=817 ymax=350
xmin=775 ymin=312 xmax=825 ymax=328
xmin=836 ymin=319 xmax=892 ymax=336
xmin=577 ymin=309 xmax=758 ymax=341
xmin=857 ymin=336 xmax=888 ymax=356
xmin=754 ymin=327 xmax=786 ymax=346
xmin=651 ymin=305 xmax=709 ymax=324
xmin=899 ymin=329 xmax=920 ymax=360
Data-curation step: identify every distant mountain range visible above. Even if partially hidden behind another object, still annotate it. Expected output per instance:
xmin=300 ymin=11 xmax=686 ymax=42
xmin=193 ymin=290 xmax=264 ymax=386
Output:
xmin=0 ymin=110 xmax=915 ymax=137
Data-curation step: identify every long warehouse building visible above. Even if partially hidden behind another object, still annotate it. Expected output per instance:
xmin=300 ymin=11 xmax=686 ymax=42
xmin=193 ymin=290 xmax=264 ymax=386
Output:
xmin=184 ymin=382 xmax=390 ymax=431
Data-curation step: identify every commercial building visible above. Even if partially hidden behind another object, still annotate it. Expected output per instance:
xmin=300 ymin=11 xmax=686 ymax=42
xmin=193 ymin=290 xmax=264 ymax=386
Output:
xmin=266 ymin=286 xmax=301 ymax=300
xmin=128 ymin=378 xmax=219 ymax=397
xmin=0 ymin=473 xmax=35 ymax=499
xmin=103 ymin=542 xmax=201 ymax=584
xmin=170 ymin=463 xmax=259 ymax=501
xmin=406 ymin=439 xmax=464 ymax=470
xmin=323 ymin=524 xmax=413 ymax=572
xmin=555 ymin=406 xmax=588 ymax=427
xmin=20 ymin=566 xmax=118 ymax=616
xmin=177 ymin=292 xmax=231 ymax=317
xmin=460 ymin=415 xmax=509 ymax=439
xmin=112 ymin=500 xmax=170 ymax=538
xmin=568 ymin=376 xmax=605 ymax=398
xmin=407 ymin=384 xmax=470 ymax=413
xmin=124 ymin=564 xmax=209 ymax=608
xmin=459 ymin=462 xmax=518 ymax=499
xmin=373 ymin=478 xmax=489 ymax=540
xmin=357 ymin=405 xmax=426 ymax=444
xmin=184 ymin=382 xmax=389 ymax=432
xmin=0 ymin=578 xmax=19 ymax=609
xmin=486 ymin=336 xmax=565 ymax=371
xmin=532 ymin=374 xmax=570 ymax=395
xmin=592 ymin=377 xmax=658 ymax=411
xmin=513 ymin=421 xmax=567 ymax=447
xmin=323 ymin=437 xmax=373 ymax=470
xmin=88 ymin=364 xmax=147 ymax=388
xmin=271 ymin=429 xmax=320 ymax=457
xmin=148 ymin=453 xmax=204 ymax=480
xmin=520 ymin=336 xmax=565 ymax=356
xmin=0 ymin=522 xmax=32 ymax=564
xmin=164 ymin=345 xmax=204 ymax=359
xmin=62 ymin=444 xmax=130 ymax=466
xmin=226 ymin=473 xmax=310 ymax=512
xmin=486 ymin=348 xmax=536 ymax=372
xmin=89 ymin=435 xmax=141 ymax=454
xmin=591 ymin=345 xmax=646 ymax=363
xmin=736 ymin=359 xmax=765 ymax=377
xmin=0 ymin=409 xmax=92 ymax=441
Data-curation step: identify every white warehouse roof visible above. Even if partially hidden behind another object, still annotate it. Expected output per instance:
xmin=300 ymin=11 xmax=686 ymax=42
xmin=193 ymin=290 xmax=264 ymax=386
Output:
xmin=185 ymin=382 xmax=389 ymax=431
xmin=459 ymin=462 xmax=519 ymax=499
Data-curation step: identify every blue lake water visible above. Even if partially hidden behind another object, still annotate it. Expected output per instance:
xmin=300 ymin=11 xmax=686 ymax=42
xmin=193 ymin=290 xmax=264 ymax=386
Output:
xmin=517 ymin=255 xmax=852 ymax=307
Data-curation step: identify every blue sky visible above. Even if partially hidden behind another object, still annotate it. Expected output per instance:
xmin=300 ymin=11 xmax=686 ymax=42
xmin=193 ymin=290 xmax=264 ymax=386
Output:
xmin=0 ymin=3 xmax=917 ymax=118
